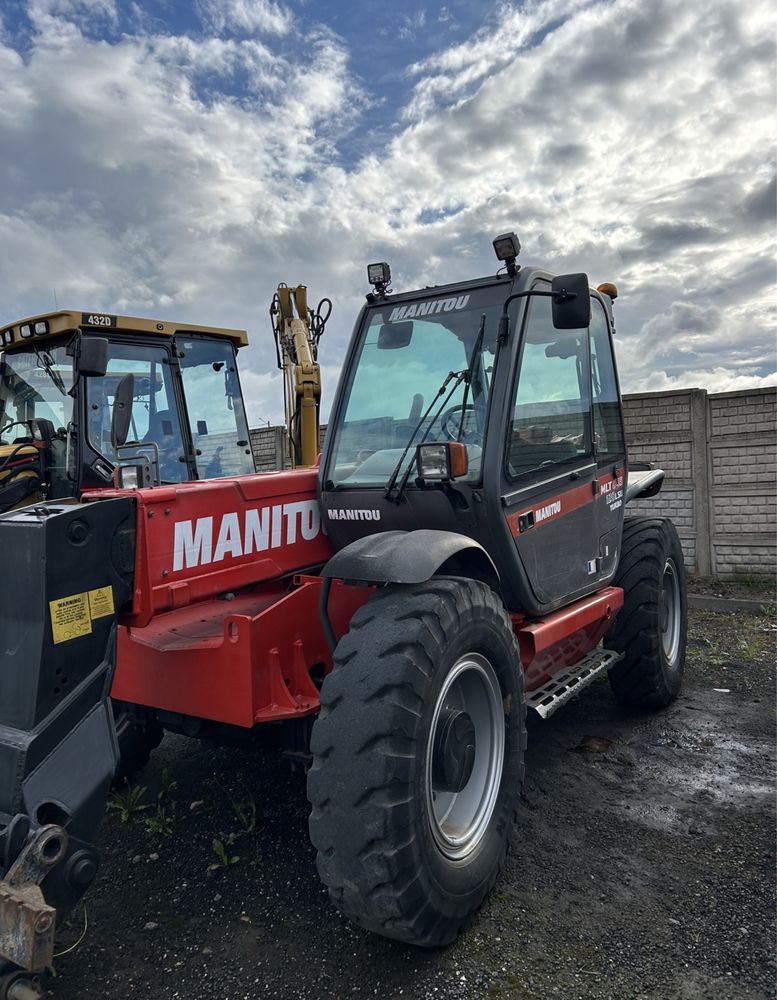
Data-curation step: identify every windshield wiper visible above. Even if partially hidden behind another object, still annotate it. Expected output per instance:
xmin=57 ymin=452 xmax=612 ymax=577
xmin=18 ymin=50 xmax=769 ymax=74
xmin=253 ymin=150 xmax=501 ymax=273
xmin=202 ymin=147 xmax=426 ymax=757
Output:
xmin=34 ymin=347 xmax=66 ymax=396
xmin=384 ymin=314 xmax=489 ymax=504
xmin=383 ymin=368 xmax=468 ymax=503
xmin=456 ymin=313 xmax=486 ymax=440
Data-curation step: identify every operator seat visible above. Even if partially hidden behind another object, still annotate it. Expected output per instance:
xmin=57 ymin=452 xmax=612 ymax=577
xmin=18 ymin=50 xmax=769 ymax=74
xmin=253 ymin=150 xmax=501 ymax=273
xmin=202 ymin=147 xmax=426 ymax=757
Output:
xmin=144 ymin=409 xmax=175 ymax=443
xmin=142 ymin=409 xmax=183 ymax=482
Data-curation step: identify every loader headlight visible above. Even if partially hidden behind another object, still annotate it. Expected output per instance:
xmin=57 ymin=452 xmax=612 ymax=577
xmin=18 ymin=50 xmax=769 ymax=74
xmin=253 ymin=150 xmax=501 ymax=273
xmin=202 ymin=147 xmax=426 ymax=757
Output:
xmin=20 ymin=324 xmax=33 ymax=339
xmin=117 ymin=465 xmax=140 ymax=489
xmin=416 ymin=442 xmax=469 ymax=481
xmin=114 ymin=463 xmax=151 ymax=490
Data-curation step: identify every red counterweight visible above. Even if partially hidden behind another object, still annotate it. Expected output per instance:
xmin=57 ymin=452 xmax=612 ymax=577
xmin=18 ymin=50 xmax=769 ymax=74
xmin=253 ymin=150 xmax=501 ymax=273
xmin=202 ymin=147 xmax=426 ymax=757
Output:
xmin=97 ymin=470 xmax=370 ymax=728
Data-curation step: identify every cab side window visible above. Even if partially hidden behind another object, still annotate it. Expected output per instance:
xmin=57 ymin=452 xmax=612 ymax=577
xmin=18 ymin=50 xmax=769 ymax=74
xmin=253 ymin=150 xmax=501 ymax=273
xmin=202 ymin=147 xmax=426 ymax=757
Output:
xmin=506 ymin=293 xmax=592 ymax=480
xmin=589 ymin=299 xmax=625 ymax=463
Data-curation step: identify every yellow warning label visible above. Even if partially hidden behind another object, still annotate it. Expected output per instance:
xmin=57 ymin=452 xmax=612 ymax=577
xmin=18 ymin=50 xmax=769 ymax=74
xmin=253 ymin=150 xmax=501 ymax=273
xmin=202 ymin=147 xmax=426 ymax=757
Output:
xmin=49 ymin=592 xmax=92 ymax=645
xmin=88 ymin=585 xmax=115 ymax=620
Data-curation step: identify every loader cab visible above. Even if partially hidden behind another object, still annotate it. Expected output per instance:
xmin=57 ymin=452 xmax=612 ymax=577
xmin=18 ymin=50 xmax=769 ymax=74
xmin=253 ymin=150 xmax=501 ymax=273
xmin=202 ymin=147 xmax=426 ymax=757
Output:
xmin=0 ymin=310 xmax=254 ymax=511
xmin=320 ymin=256 xmax=627 ymax=617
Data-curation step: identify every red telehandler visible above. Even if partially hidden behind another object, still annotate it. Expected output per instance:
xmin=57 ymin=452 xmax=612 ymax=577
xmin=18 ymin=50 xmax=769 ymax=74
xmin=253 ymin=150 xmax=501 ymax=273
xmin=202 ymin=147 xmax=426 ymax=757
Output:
xmin=0 ymin=237 xmax=685 ymax=997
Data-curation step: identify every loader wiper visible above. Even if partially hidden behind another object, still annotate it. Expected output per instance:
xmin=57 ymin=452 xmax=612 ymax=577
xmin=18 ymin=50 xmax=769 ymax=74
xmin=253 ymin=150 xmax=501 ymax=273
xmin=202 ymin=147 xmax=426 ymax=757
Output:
xmin=383 ymin=368 xmax=467 ymax=503
xmin=384 ymin=315 xmax=489 ymax=504
xmin=34 ymin=346 xmax=66 ymax=396
xmin=456 ymin=313 xmax=486 ymax=440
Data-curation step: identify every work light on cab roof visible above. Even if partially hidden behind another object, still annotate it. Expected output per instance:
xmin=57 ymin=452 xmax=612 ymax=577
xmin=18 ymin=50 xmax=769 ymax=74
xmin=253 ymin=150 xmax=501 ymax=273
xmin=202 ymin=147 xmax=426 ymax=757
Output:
xmin=366 ymin=261 xmax=391 ymax=301
xmin=492 ymin=231 xmax=521 ymax=275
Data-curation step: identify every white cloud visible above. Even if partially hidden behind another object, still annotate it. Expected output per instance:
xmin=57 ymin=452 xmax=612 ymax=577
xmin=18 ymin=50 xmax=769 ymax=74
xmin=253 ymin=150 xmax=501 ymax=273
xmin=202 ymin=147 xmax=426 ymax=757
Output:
xmin=0 ymin=0 xmax=773 ymax=425
xmin=196 ymin=0 xmax=292 ymax=37
xmin=625 ymin=368 xmax=777 ymax=395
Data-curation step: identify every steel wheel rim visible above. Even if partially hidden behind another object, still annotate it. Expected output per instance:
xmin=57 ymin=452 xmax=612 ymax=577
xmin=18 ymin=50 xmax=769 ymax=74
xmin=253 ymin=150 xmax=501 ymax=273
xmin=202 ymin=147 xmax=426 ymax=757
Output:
xmin=661 ymin=558 xmax=681 ymax=666
xmin=425 ymin=653 xmax=505 ymax=861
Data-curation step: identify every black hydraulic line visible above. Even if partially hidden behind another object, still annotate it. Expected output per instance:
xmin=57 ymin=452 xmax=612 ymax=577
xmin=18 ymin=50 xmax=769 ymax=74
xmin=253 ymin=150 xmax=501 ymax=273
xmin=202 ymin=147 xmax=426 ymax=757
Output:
xmin=318 ymin=577 xmax=337 ymax=655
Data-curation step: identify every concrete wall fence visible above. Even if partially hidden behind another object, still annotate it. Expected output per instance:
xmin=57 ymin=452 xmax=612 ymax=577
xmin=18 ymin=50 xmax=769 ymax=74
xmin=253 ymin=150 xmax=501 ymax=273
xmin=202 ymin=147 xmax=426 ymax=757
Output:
xmin=249 ymin=387 xmax=777 ymax=580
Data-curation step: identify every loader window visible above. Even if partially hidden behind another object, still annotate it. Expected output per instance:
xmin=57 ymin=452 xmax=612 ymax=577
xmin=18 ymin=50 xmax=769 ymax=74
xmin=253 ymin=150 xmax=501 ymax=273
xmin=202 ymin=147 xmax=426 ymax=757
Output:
xmin=177 ymin=337 xmax=254 ymax=479
xmin=589 ymin=299 xmax=625 ymax=463
xmin=0 ymin=346 xmax=74 ymax=498
xmin=0 ymin=347 xmax=73 ymax=436
xmin=86 ymin=343 xmax=187 ymax=483
xmin=506 ymin=293 xmax=592 ymax=480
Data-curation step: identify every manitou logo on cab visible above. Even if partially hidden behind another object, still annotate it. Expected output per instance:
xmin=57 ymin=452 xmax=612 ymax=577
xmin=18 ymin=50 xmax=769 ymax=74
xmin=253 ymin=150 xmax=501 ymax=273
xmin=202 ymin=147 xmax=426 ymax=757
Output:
xmin=535 ymin=500 xmax=562 ymax=522
xmin=327 ymin=508 xmax=381 ymax=521
xmin=173 ymin=500 xmax=321 ymax=571
xmin=388 ymin=294 xmax=470 ymax=321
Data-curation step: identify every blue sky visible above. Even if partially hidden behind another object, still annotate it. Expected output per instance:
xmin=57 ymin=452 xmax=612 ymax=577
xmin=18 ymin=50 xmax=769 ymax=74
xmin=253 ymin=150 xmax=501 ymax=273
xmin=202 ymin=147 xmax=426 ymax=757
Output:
xmin=0 ymin=0 xmax=774 ymax=424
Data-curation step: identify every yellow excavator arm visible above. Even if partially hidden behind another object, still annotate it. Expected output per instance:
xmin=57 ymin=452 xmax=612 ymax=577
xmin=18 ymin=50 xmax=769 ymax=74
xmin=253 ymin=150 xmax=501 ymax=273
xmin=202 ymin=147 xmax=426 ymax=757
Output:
xmin=270 ymin=285 xmax=331 ymax=468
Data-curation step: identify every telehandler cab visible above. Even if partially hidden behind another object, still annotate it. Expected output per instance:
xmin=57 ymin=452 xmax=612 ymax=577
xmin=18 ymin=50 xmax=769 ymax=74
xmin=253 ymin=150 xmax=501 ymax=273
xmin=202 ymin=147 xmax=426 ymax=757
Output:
xmin=0 ymin=309 xmax=256 ymax=511
xmin=0 ymin=237 xmax=685 ymax=996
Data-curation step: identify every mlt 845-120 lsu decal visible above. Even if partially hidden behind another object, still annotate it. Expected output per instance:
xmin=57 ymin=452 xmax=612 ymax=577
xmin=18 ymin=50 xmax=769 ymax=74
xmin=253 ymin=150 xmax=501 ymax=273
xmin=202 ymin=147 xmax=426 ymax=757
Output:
xmin=507 ymin=469 xmax=625 ymax=536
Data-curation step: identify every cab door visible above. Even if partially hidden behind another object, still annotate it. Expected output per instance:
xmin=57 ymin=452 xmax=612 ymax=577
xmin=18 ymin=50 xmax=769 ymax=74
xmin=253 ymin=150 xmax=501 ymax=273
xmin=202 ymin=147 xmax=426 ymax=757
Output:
xmin=501 ymin=290 xmax=601 ymax=608
xmin=588 ymin=295 xmax=627 ymax=583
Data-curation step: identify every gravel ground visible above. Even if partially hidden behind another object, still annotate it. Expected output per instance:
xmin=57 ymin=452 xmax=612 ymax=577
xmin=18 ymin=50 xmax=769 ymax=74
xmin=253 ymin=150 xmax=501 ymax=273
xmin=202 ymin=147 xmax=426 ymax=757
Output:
xmin=49 ymin=604 xmax=776 ymax=1000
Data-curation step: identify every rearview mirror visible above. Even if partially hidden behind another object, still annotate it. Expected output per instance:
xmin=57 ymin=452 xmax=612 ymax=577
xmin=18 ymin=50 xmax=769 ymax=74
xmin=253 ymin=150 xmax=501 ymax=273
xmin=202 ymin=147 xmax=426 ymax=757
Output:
xmin=377 ymin=321 xmax=413 ymax=350
xmin=111 ymin=373 xmax=135 ymax=448
xmin=545 ymin=337 xmax=583 ymax=360
xmin=551 ymin=273 xmax=591 ymax=330
xmin=225 ymin=368 xmax=239 ymax=398
xmin=76 ymin=336 xmax=109 ymax=378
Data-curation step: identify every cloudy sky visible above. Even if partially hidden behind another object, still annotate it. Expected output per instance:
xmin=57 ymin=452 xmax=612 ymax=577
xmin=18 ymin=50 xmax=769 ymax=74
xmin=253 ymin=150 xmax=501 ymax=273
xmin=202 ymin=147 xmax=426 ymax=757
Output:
xmin=1 ymin=0 xmax=774 ymax=425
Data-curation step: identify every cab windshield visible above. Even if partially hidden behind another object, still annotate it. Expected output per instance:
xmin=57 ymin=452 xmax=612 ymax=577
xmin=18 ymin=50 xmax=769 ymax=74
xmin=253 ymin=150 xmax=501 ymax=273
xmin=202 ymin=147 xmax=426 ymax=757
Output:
xmin=0 ymin=345 xmax=75 ymax=498
xmin=0 ymin=345 xmax=73 ymax=435
xmin=326 ymin=286 xmax=504 ymax=488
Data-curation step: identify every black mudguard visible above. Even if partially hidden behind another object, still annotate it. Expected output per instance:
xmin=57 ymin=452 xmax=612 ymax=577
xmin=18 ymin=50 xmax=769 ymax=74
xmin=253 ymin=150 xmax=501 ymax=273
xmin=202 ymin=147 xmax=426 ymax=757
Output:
xmin=0 ymin=498 xmax=134 ymax=976
xmin=321 ymin=529 xmax=500 ymax=589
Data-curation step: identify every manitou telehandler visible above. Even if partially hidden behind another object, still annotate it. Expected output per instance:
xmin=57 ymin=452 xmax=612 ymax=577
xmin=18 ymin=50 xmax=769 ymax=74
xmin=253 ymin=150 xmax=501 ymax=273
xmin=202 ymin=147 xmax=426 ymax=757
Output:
xmin=0 ymin=236 xmax=685 ymax=998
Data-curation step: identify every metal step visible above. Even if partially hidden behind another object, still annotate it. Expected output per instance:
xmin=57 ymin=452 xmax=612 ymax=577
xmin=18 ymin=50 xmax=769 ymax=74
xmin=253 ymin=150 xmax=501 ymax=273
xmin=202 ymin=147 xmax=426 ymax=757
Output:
xmin=525 ymin=647 xmax=623 ymax=719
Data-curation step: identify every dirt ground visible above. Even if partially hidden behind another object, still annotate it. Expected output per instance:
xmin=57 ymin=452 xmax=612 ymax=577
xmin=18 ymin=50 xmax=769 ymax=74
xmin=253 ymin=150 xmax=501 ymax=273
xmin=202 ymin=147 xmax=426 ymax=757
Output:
xmin=50 ymin=602 xmax=776 ymax=1000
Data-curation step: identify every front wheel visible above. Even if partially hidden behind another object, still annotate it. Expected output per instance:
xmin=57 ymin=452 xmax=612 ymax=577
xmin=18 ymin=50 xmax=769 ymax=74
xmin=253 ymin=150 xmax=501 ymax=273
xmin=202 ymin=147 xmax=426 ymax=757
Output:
xmin=607 ymin=517 xmax=687 ymax=708
xmin=307 ymin=577 xmax=525 ymax=947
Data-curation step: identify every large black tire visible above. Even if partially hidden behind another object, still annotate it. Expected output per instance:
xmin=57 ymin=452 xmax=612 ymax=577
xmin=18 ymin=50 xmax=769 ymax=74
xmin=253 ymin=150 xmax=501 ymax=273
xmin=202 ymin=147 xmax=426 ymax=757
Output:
xmin=607 ymin=517 xmax=687 ymax=708
xmin=112 ymin=701 xmax=164 ymax=784
xmin=307 ymin=577 xmax=525 ymax=947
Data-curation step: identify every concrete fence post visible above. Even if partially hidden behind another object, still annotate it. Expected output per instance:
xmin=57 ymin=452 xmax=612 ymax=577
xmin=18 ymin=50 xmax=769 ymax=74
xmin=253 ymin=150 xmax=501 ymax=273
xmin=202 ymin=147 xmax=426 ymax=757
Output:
xmin=689 ymin=389 xmax=712 ymax=576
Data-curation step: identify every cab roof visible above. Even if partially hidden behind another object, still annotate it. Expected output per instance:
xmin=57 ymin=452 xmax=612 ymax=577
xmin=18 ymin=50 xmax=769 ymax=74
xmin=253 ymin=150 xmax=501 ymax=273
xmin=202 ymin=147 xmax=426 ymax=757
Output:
xmin=1 ymin=309 xmax=249 ymax=351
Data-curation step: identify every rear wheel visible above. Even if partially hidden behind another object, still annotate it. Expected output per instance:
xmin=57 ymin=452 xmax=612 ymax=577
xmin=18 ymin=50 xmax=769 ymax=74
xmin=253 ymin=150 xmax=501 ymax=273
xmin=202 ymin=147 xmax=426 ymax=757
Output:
xmin=607 ymin=517 xmax=687 ymax=708
xmin=112 ymin=701 xmax=163 ymax=784
xmin=307 ymin=577 xmax=525 ymax=947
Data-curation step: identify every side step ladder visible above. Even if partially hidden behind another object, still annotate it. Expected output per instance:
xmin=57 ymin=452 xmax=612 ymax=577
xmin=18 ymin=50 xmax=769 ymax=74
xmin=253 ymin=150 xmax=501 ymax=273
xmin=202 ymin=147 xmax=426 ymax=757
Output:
xmin=525 ymin=648 xmax=622 ymax=719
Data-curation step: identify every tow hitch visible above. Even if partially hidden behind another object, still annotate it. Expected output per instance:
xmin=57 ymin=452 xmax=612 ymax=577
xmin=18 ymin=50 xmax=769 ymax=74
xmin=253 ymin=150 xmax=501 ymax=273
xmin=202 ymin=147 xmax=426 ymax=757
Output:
xmin=0 ymin=499 xmax=135 ymax=988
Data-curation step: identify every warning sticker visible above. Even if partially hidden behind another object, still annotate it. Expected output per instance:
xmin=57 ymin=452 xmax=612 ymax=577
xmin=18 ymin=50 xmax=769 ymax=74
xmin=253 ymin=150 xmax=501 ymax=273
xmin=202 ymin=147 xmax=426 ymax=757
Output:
xmin=49 ymin=593 xmax=92 ymax=645
xmin=88 ymin=585 xmax=115 ymax=620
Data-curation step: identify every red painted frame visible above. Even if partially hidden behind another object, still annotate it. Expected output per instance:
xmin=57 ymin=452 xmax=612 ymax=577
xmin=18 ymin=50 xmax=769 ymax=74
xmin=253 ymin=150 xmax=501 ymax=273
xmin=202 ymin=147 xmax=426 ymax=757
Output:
xmin=89 ymin=469 xmax=624 ymax=731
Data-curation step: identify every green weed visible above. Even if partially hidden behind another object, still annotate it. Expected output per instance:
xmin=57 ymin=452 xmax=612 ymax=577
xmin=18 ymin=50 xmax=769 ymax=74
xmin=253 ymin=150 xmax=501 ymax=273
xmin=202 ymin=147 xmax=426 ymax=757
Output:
xmin=210 ymin=834 xmax=240 ymax=870
xmin=107 ymin=784 xmax=149 ymax=823
xmin=227 ymin=791 xmax=257 ymax=834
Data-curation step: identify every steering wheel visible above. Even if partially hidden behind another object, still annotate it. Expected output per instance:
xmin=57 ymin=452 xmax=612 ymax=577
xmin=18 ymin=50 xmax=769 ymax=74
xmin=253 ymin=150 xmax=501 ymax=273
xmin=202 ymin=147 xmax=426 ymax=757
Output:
xmin=440 ymin=404 xmax=479 ymax=443
xmin=0 ymin=419 xmax=29 ymax=439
